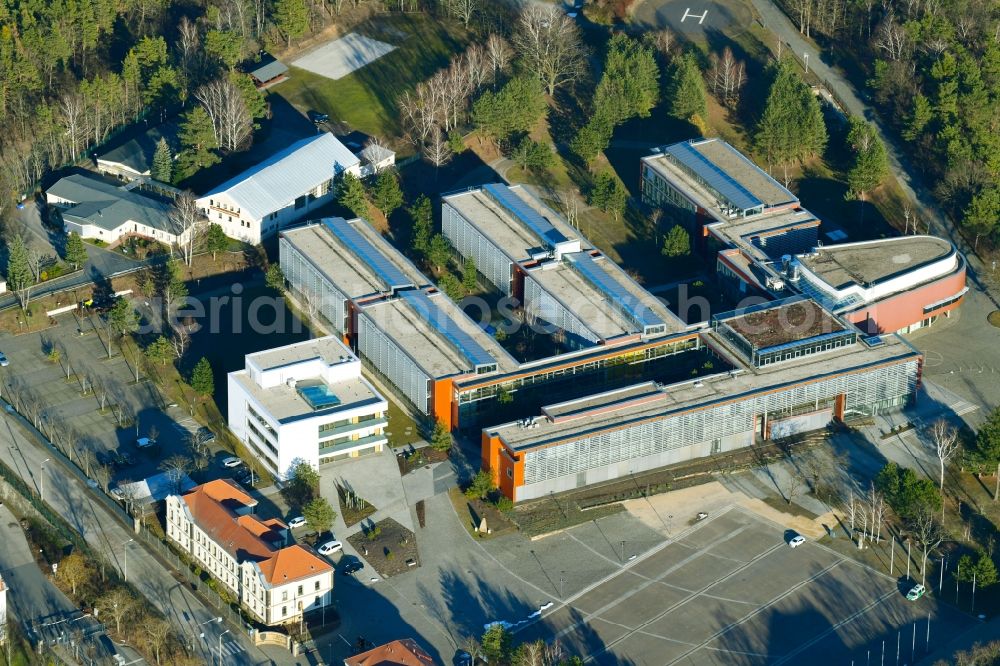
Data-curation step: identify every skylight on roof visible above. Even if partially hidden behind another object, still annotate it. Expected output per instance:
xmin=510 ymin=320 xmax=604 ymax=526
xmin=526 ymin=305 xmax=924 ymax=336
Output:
xmin=296 ymin=380 xmax=341 ymax=410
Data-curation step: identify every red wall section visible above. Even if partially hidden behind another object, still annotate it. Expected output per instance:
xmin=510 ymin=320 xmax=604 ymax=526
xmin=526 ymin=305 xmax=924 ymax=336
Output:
xmin=844 ymin=266 xmax=966 ymax=334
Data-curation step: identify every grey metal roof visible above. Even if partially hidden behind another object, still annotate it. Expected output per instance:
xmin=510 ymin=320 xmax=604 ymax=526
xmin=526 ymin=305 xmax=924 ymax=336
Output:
xmin=96 ymin=124 xmax=177 ymax=175
xmin=200 ymin=133 xmax=360 ymax=222
xmin=565 ymin=252 xmax=666 ymax=333
xmin=248 ymin=58 xmax=288 ymax=83
xmin=664 ymin=141 xmax=763 ymax=212
xmin=322 ymin=217 xmax=413 ymax=292
xmin=399 ymin=289 xmax=498 ymax=370
xmin=48 ymin=173 xmax=177 ymax=234
xmin=482 ymin=183 xmax=567 ymax=248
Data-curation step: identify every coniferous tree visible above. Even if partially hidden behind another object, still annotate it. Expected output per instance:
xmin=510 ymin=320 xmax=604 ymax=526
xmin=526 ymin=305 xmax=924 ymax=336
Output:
xmin=176 ymin=106 xmax=220 ymax=180
xmin=371 ymin=169 xmax=404 ymax=217
xmin=337 ymin=173 xmax=368 ymax=217
xmin=754 ymin=59 xmax=827 ymax=185
xmin=845 ymin=119 xmax=888 ymax=202
xmin=273 ymin=0 xmax=309 ymax=47
xmin=151 ymin=137 xmax=172 ymax=183
xmin=408 ymin=195 xmax=433 ymax=257
xmin=667 ymin=52 xmax=707 ymax=123
xmin=205 ymin=224 xmax=229 ymax=261
xmin=64 ymin=232 xmax=88 ymax=270
xmin=190 ymin=357 xmax=214 ymax=398
xmin=588 ymin=172 xmax=628 ymax=221
xmin=661 ymin=225 xmax=691 ymax=257
xmin=472 ymin=76 xmax=547 ymax=147
xmin=6 ymin=235 xmax=33 ymax=310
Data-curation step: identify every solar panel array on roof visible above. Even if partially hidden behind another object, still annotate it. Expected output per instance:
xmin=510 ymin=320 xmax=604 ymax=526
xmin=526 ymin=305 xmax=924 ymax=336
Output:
xmin=566 ymin=253 xmax=666 ymax=333
xmin=399 ymin=290 xmax=497 ymax=370
xmin=665 ymin=141 xmax=763 ymax=212
xmin=323 ymin=218 xmax=413 ymax=292
xmin=482 ymin=183 xmax=567 ymax=248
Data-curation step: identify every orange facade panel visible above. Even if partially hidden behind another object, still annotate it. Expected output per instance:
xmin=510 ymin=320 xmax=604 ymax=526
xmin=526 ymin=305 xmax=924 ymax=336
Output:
xmin=433 ymin=377 xmax=455 ymax=430
xmin=843 ymin=266 xmax=966 ymax=334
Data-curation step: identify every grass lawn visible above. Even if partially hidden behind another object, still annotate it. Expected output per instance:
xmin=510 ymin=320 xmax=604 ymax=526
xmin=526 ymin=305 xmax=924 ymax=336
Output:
xmin=386 ymin=399 xmax=422 ymax=448
xmin=277 ymin=14 xmax=472 ymax=140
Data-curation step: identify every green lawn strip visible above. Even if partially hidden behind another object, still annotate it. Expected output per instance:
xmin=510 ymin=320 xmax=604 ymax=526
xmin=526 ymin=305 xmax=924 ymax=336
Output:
xmin=277 ymin=15 xmax=471 ymax=138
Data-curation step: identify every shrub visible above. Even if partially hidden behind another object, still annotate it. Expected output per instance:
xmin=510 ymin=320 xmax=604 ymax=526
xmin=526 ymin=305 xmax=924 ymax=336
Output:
xmin=495 ymin=496 xmax=514 ymax=513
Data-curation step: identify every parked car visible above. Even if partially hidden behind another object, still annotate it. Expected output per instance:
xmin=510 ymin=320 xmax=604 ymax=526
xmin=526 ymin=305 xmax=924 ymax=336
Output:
xmin=86 ymin=479 xmax=99 ymax=489
xmin=197 ymin=427 xmax=216 ymax=444
xmin=221 ymin=456 xmax=243 ymax=469
xmin=109 ymin=487 xmax=125 ymax=500
xmin=317 ymin=540 xmax=343 ymax=556
xmin=341 ymin=560 xmax=364 ymax=575
xmin=789 ymin=535 xmax=806 ymax=548
xmin=135 ymin=437 xmax=156 ymax=449
xmin=308 ymin=111 xmax=329 ymax=124
xmin=287 ymin=516 xmax=307 ymax=529
xmin=0 ymin=352 xmax=10 ymax=367
xmin=906 ymin=583 xmax=926 ymax=601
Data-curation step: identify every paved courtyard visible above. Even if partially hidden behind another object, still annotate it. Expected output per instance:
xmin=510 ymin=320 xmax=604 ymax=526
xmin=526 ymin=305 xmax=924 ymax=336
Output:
xmin=514 ymin=507 xmax=972 ymax=665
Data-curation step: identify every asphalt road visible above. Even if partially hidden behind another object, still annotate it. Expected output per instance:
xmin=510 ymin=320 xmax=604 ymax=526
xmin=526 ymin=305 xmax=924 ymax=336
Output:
xmin=0 ymin=412 xmax=278 ymax=665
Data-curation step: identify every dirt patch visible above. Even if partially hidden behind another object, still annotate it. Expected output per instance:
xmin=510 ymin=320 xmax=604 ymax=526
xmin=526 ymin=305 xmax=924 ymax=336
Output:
xmin=346 ymin=518 xmax=419 ymax=578
xmin=988 ymin=311 xmax=1000 ymax=328
xmin=397 ymin=446 xmax=449 ymax=476
xmin=447 ymin=487 xmax=517 ymax=539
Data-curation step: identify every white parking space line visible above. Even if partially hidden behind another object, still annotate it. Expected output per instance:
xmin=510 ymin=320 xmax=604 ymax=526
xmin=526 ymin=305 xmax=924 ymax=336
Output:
xmin=664 ymin=559 xmax=843 ymax=664
xmin=770 ymin=589 xmax=897 ymax=665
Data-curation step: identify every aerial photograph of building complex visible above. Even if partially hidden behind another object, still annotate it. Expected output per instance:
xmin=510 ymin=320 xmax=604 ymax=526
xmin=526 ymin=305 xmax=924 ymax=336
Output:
xmin=0 ymin=0 xmax=996 ymax=664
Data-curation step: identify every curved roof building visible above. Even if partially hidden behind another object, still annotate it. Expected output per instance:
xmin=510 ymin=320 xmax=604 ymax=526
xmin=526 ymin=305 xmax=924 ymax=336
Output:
xmin=789 ymin=236 xmax=967 ymax=334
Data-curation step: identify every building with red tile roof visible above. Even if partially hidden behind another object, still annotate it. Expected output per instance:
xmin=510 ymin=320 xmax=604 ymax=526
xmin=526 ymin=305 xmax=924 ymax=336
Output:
xmin=166 ymin=479 xmax=334 ymax=626
xmin=343 ymin=639 xmax=436 ymax=666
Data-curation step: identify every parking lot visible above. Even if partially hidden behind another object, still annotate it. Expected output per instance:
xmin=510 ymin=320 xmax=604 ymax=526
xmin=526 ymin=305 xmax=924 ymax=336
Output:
xmin=0 ymin=309 xmax=229 ymax=488
xmin=515 ymin=507 xmax=973 ymax=665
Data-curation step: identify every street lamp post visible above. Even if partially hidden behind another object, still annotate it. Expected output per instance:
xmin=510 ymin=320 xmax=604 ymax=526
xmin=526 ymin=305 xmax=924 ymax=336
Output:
xmin=40 ymin=457 xmax=51 ymax=501
xmin=217 ymin=629 xmax=230 ymax=666
xmin=804 ymin=52 xmax=810 ymax=74
xmin=120 ymin=539 xmax=134 ymax=582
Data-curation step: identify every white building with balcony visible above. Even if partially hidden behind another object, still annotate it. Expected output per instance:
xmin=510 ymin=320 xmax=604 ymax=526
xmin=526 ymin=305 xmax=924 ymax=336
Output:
xmin=227 ymin=336 xmax=388 ymax=480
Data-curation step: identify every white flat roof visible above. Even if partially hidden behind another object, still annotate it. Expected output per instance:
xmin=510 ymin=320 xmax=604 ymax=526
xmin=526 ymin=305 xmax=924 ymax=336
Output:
xmin=232 ymin=369 xmax=384 ymax=423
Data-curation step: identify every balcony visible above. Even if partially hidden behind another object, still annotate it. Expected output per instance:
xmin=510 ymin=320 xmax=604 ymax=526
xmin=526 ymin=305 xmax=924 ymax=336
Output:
xmin=318 ymin=433 xmax=388 ymax=458
xmin=318 ymin=417 xmax=387 ymax=440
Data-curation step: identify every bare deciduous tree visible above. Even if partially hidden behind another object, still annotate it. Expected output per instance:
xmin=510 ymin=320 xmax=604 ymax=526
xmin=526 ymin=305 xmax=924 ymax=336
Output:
xmin=170 ymin=323 xmax=191 ymax=359
xmin=424 ymin=125 xmax=453 ymax=169
xmin=874 ymin=14 xmax=908 ymax=61
xmin=169 ymin=191 xmax=205 ymax=266
xmin=928 ymin=419 xmax=960 ymax=491
xmin=195 ymin=78 xmax=253 ymax=152
xmin=645 ymin=29 xmax=675 ymax=59
xmin=97 ymin=588 xmax=136 ymax=636
xmin=709 ymin=47 xmax=747 ymax=109
xmin=485 ymin=33 xmax=512 ymax=86
xmin=908 ymin=507 xmax=946 ymax=585
xmin=512 ymin=5 xmax=587 ymax=96
xmin=176 ymin=16 xmax=200 ymax=74
xmin=159 ymin=454 xmax=192 ymax=493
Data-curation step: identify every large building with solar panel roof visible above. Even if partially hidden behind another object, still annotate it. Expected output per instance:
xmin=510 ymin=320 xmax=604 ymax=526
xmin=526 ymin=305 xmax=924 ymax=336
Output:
xmin=261 ymin=167 xmax=945 ymax=500
xmin=641 ymin=138 xmax=967 ymax=334
xmin=227 ymin=336 xmax=389 ymax=479
xmin=278 ymin=218 xmax=517 ymax=429
xmin=442 ymin=183 xmax=685 ymax=347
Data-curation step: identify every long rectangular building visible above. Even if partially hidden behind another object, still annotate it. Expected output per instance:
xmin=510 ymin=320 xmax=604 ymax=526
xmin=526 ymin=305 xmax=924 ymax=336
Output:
xmin=279 ymin=218 xmax=516 ymax=427
xmin=483 ymin=298 xmax=922 ymax=501
xmin=442 ymin=183 xmax=684 ymax=347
